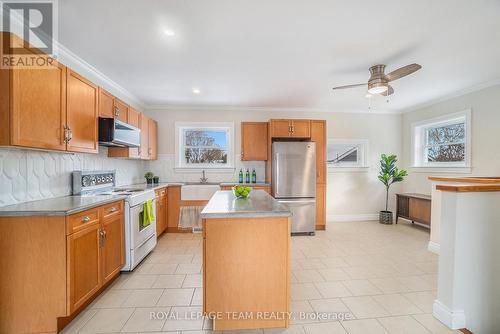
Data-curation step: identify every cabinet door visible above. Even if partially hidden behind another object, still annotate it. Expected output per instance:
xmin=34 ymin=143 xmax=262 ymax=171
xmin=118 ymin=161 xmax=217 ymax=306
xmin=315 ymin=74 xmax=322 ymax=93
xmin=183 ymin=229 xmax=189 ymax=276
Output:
xmin=66 ymin=70 xmax=98 ymax=153
xmin=128 ymin=107 xmax=140 ymax=128
xmin=140 ymin=113 xmax=150 ymax=159
xmin=114 ymin=98 xmax=129 ymax=123
xmin=67 ymin=223 xmax=101 ymax=313
xmin=10 ymin=61 xmax=67 ymax=150
xmin=148 ymin=118 xmax=158 ymax=160
xmin=155 ymin=194 xmax=167 ymax=237
xmin=98 ymin=88 xmax=114 ymax=118
xmin=241 ymin=122 xmax=268 ymax=161
xmin=316 ymin=183 xmax=326 ymax=229
xmin=291 ymin=120 xmax=311 ymax=138
xmin=409 ymin=198 xmax=431 ymax=225
xmin=270 ymin=119 xmax=292 ymax=138
xmin=101 ymin=215 xmax=125 ymax=285
xmin=311 ymin=120 xmax=326 ymax=184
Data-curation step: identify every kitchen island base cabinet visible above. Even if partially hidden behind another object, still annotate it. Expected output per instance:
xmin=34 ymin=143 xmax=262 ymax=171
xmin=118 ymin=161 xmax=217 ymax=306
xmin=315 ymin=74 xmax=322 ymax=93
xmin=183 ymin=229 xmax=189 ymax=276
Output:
xmin=203 ymin=217 xmax=290 ymax=331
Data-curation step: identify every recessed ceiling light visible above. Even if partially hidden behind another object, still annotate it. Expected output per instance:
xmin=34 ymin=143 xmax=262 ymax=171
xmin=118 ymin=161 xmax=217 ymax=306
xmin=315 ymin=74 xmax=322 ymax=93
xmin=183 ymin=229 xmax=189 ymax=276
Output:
xmin=164 ymin=29 xmax=176 ymax=37
xmin=192 ymin=88 xmax=201 ymax=94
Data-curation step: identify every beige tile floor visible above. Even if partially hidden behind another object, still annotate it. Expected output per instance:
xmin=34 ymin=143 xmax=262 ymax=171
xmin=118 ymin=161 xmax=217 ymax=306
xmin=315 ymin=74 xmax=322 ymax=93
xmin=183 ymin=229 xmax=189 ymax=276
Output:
xmin=61 ymin=220 xmax=461 ymax=334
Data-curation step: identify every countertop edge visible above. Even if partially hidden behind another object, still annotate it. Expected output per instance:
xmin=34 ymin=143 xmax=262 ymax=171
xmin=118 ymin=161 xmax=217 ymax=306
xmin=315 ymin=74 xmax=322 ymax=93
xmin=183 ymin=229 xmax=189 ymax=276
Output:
xmin=436 ymin=184 xmax=500 ymax=193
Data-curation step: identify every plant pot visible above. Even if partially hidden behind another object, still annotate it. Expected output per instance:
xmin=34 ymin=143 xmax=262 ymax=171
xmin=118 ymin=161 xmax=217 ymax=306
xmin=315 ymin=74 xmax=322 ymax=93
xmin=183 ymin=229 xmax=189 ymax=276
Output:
xmin=146 ymin=178 xmax=153 ymax=185
xmin=153 ymin=176 xmax=159 ymax=184
xmin=379 ymin=211 xmax=393 ymax=224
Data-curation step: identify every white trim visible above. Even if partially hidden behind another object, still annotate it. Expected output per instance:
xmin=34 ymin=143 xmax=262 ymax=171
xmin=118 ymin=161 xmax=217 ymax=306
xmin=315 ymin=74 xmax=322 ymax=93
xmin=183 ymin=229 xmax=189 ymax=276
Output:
xmin=328 ymin=214 xmax=379 ymax=222
xmin=433 ymin=300 xmax=466 ymax=330
xmin=408 ymin=167 xmax=472 ymax=174
xmin=411 ymin=110 xmax=471 ymax=168
xmin=174 ymin=121 xmax=235 ymax=170
xmin=328 ymin=166 xmax=370 ymax=173
xmin=427 ymin=241 xmax=441 ymax=254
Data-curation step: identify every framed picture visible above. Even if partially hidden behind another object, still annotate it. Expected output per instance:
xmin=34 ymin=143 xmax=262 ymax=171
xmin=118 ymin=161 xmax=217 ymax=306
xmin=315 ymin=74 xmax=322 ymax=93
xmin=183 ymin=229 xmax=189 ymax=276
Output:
xmin=327 ymin=139 xmax=369 ymax=168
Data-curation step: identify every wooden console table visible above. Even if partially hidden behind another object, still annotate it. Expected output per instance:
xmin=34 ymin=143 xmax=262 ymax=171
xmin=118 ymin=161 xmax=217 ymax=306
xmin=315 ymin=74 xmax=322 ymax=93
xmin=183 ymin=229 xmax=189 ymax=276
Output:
xmin=396 ymin=193 xmax=431 ymax=227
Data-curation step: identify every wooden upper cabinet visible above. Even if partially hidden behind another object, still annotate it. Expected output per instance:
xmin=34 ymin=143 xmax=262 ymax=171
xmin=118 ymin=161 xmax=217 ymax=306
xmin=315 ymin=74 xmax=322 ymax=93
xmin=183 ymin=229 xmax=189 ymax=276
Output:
xmin=139 ymin=113 xmax=150 ymax=160
xmin=66 ymin=69 xmax=98 ymax=154
xmin=291 ymin=120 xmax=311 ymax=138
xmin=270 ymin=119 xmax=311 ymax=138
xmin=100 ymin=215 xmax=125 ymax=285
xmin=241 ymin=122 xmax=268 ymax=161
xmin=270 ymin=119 xmax=292 ymax=138
xmin=1 ymin=60 xmax=67 ymax=150
xmin=114 ymin=98 xmax=129 ymax=123
xmin=67 ymin=223 xmax=101 ymax=313
xmin=128 ymin=108 xmax=140 ymax=128
xmin=148 ymin=118 xmax=158 ymax=160
xmin=311 ymin=120 xmax=326 ymax=184
xmin=98 ymin=88 xmax=114 ymax=118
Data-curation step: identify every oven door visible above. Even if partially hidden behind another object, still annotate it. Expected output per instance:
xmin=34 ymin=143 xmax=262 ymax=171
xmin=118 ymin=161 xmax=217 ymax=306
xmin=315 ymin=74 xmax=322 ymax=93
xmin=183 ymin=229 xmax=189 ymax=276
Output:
xmin=130 ymin=200 xmax=157 ymax=248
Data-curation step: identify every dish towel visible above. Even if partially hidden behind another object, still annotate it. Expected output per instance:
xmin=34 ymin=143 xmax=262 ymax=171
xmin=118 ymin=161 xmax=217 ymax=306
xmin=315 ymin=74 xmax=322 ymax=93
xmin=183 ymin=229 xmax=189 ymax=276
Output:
xmin=143 ymin=200 xmax=154 ymax=227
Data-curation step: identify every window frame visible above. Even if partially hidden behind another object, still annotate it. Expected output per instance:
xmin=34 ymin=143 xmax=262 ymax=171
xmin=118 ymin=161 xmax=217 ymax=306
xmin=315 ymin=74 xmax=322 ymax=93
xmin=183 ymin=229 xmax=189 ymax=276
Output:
xmin=327 ymin=139 xmax=369 ymax=171
xmin=175 ymin=122 xmax=235 ymax=170
xmin=411 ymin=110 xmax=471 ymax=169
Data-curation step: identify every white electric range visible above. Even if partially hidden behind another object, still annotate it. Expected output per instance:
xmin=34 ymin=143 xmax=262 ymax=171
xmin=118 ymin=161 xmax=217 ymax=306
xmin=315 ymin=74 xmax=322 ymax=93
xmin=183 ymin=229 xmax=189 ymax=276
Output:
xmin=73 ymin=170 xmax=157 ymax=271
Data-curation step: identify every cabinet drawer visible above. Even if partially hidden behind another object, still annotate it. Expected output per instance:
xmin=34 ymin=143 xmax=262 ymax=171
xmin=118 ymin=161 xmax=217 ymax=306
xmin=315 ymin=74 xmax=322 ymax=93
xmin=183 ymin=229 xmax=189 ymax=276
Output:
xmin=67 ymin=208 xmax=99 ymax=234
xmin=101 ymin=201 xmax=123 ymax=220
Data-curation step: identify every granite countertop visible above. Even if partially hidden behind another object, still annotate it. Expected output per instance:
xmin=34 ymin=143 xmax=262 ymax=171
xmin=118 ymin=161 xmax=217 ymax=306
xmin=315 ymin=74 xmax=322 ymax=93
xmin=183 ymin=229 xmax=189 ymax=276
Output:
xmin=0 ymin=195 xmax=127 ymax=217
xmin=201 ymin=190 xmax=291 ymax=219
xmin=219 ymin=182 xmax=271 ymax=187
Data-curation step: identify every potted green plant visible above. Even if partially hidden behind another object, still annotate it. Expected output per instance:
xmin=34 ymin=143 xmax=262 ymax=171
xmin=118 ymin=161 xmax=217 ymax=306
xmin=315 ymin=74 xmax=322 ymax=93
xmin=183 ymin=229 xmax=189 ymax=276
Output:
xmin=378 ymin=154 xmax=407 ymax=224
xmin=144 ymin=172 xmax=154 ymax=184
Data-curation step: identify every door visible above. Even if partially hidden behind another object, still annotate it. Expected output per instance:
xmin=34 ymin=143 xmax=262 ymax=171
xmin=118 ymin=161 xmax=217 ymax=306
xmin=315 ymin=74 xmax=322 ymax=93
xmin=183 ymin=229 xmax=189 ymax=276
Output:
xmin=101 ymin=215 xmax=125 ymax=285
xmin=155 ymin=193 xmax=167 ymax=237
xmin=272 ymin=142 xmax=316 ymax=198
xmin=114 ymin=98 xmax=129 ymax=123
xmin=128 ymin=108 xmax=140 ymax=128
xmin=140 ymin=113 xmax=150 ymax=159
xmin=311 ymin=120 xmax=326 ymax=184
xmin=10 ymin=61 xmax=67 ymax=150
xmin=98 ymin=88 xmax=114 ymax=118
xmin=67 ymin=223 xmax=101 ymax=313
xmin=270 ymin=119 xmax=292 ymax=138
xmin=278 ymin=199 xmax=316 ymax=234
xmin=315 ymin=183 xmax=326 ymax=228
xmin=241 ymin=122 xmax=268 ymax=161
xmin=290 ymin=120 xmax=311 ymax=138
xmin=66 ymin=69 xmax=98 ymax=153
xmin=130 ymin=201 xmax=156 ymax=248
xmin=148 ymin=118 xmax=158 ymax=160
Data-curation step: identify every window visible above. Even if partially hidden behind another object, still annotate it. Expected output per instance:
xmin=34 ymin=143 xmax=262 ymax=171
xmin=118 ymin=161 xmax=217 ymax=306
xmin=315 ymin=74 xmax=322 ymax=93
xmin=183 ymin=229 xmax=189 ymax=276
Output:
xmin=175 ymin=122 xmax=234 ymax=169
xmin=412 ymin=110 xmax=471 ymax=168
xmin=327 ymin=139 xmax=368 ymax=169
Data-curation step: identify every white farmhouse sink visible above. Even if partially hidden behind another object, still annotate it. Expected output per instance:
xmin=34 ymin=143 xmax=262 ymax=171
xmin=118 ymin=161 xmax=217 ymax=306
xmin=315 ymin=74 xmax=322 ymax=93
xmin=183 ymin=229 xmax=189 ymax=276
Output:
xmin=181 ymin=184 xmax=220 ymax=201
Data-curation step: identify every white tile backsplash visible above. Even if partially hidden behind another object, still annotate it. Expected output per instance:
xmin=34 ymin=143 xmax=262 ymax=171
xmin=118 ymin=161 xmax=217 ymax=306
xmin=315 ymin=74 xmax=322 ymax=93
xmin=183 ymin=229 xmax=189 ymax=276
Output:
xmin=0 ymin=147 xmax=145 ymax=207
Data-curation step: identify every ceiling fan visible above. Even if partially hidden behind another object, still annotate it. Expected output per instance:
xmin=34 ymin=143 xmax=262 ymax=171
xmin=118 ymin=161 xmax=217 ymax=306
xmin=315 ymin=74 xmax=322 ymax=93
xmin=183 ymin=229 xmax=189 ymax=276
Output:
xmin=332 ymin=63 xmax=422 ymax=96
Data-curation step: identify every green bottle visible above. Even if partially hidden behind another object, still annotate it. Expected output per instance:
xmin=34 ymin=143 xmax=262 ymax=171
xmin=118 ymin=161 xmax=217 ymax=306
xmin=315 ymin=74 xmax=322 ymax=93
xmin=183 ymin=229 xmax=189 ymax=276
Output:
xmin=251 ymin=169 xmax=257 ymax=183
xmin=239 ymin=169 xmax=243 ymax=183
xmin=245 ymin=169 xmax=250 ymax=183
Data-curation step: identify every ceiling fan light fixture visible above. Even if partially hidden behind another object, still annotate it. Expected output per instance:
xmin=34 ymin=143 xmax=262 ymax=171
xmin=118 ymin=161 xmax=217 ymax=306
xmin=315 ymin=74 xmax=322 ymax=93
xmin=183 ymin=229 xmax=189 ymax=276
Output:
xmin=368 ymin=82 xmax=388 ymax=94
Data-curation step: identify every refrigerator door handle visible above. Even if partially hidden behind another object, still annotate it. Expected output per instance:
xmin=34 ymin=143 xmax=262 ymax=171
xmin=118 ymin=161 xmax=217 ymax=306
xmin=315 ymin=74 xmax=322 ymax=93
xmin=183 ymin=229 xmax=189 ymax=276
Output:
xmin=278 ymin=199 xmax=316 ymax=204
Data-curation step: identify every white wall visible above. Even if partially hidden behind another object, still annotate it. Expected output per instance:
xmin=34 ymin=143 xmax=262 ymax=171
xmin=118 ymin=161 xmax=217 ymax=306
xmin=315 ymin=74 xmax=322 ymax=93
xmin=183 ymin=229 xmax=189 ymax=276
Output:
xmin=401 ymin=84 xmax=500 ymax=194
xmin=0 ymin=147 xmax=145 ymax=206
xmin=145 ymin=108 xmax=403 ymax=221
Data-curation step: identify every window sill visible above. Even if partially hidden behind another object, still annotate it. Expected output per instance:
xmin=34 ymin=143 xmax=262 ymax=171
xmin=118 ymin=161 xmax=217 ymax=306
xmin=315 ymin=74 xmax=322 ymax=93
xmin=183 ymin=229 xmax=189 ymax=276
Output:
xmin=409 ymin=166 xmax=472 ymax=174
xmin=328 ymin=166 xmax=370 ymax=173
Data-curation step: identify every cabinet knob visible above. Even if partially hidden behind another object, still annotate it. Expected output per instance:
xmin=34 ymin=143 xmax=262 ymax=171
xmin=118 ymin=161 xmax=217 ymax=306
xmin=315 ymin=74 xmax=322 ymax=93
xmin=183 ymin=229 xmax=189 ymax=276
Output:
xmin=109 ymin=207 xmax=117 ymax=213
xmin=82 ymin=216 xmax=91 ymax=223
xmin=114 ymin=107 xmax=120 ymax=116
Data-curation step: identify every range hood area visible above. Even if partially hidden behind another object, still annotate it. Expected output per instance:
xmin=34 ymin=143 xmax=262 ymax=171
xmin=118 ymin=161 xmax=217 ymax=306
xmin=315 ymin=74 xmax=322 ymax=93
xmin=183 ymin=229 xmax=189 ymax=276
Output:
xmin=98 ymin=117 xmax=141 ymax=147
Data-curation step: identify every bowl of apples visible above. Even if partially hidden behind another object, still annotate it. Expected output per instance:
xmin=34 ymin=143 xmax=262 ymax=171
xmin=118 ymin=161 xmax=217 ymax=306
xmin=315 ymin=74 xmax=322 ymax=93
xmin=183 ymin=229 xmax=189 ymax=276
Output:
xmin=232 ymin=185 xmax=252 ymax=199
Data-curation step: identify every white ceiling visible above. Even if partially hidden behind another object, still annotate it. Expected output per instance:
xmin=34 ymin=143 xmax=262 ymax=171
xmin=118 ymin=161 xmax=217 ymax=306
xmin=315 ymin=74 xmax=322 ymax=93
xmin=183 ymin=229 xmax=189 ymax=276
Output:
xmin=58 ymin=0 xmax=500 ymax=113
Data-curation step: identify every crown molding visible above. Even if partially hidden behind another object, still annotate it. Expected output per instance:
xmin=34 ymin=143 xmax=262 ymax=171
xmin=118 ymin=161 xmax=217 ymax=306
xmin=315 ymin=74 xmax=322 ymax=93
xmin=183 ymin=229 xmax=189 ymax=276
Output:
xmin=401 ymin=78 xmax=500 ymax=114
xmin=144 ymin=104 xmax=401 ymax=115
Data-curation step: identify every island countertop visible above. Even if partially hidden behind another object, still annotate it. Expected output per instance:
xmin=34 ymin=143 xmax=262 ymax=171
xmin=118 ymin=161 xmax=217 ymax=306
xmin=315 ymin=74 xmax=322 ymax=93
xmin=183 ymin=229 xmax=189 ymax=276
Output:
xmin=200 ymin=190 xmax=292 ymax=219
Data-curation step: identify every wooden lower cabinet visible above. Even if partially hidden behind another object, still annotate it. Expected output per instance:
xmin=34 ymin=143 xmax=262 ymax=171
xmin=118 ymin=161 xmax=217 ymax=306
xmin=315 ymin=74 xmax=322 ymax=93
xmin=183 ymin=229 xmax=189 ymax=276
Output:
xmin=156 ymin=187 xmax=168 ymax=237
xmin=396 ymin=193 xmax=431 ymax=226
xmin=0 ymin=200 xmax=125 ymax=333
xmin=67 ymin=223 xmax=102 ymax=313
xmin=315 ymin=183 xmax=326 ymax=229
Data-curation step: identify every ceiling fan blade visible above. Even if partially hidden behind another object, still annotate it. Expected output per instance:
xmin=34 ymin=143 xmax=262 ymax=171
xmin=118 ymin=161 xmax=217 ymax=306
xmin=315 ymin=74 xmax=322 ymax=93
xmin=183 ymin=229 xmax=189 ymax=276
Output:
xmin=385 ymin=63 xmax=422 ymax=82
xmin=381 ymin=85 xmax=394 ymax=96
xmin=332 ymin=83 xmax=366 ymax=91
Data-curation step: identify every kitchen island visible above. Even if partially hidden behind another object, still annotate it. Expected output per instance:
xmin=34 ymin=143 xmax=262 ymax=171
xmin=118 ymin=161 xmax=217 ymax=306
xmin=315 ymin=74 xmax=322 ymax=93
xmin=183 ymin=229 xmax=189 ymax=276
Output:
xmin=200 ymin=190 xmax=292 ymax=331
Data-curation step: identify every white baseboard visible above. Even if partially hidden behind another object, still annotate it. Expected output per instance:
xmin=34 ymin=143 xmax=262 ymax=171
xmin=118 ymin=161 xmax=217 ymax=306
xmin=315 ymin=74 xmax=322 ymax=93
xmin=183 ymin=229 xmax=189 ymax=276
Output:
xmin=433 ymin=300 xmax=466 ymax=329
xmin=428 ymin=241 xmax=441 ymax=254
xmin=327 ymin=214 xmax=379 ymax=222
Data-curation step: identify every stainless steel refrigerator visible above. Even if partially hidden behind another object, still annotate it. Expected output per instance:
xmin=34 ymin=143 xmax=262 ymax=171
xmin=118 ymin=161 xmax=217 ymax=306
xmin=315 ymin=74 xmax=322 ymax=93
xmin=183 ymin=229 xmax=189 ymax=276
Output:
xmin=272 ymin=142 xmax=316 ymax=235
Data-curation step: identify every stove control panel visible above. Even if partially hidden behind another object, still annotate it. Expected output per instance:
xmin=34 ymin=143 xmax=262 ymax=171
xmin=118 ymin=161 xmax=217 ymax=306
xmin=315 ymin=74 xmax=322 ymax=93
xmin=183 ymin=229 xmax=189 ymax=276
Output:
xmin=72 ymin=170 xmax=116 ymax=195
